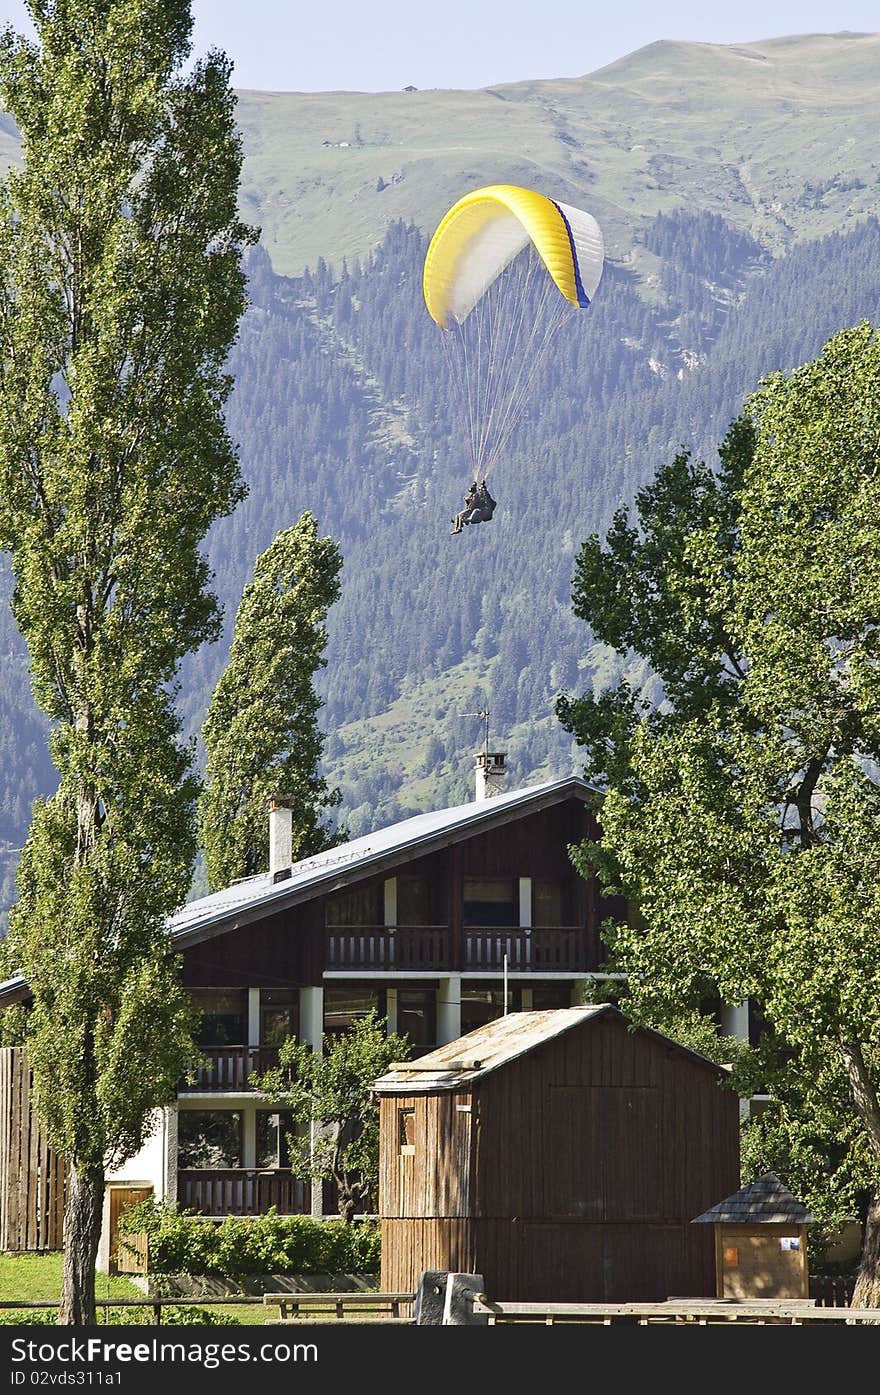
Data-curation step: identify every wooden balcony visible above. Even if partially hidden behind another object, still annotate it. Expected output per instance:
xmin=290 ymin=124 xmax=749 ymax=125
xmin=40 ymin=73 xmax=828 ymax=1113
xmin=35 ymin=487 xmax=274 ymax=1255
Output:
xmin=177 ymin=1169 xmax=311 ymax=1217
xmin=464 ymin=926 xmax=590 ymax=973
xmin=326 ymin=925 xmax=451 ymax=971
xmin=180 ymin=1046 xmax=279 ymax=1093
xmin=326 ymin=925 xmax=591 ymax=974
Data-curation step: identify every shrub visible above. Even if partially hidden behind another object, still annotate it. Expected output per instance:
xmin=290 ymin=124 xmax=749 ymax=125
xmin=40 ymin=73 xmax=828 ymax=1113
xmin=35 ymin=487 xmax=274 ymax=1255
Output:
xmin=0 ymin=1307 xmax=240 ymax=1326
xmin=120 ymin=1202 xmax=380 ymax=1277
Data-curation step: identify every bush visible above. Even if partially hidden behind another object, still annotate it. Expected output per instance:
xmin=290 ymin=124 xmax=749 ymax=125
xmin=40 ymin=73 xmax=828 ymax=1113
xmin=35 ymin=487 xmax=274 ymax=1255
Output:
xmin=120 ymin=1202 xmax=381 ymax=1278
xmin=111 ymin=1305 xmax=240 ymax=1325
xmin=0 ymin=1311 xmax=56 ymax=1325
xmin=0 ymin=1307 xmax=240 ymax=1326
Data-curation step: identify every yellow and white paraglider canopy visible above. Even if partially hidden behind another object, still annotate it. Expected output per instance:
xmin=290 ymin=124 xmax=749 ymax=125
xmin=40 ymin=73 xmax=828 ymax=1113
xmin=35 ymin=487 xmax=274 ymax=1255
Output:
xmin=423 ymin=184 xmax=604 ymax=329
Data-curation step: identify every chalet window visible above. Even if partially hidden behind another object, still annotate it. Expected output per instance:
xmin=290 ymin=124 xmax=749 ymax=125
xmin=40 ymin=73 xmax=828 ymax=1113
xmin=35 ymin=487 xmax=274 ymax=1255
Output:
xmin=324 ymin=986 xmax=386 ymax=1037
xmin=463 ymin=877 xmax=517 ymax=927
xmin=532 ymin=880 xmax=564 ymax=927
xmin=256 ymin=1110 xmax=298 ymax=1169
xmin=460 ymin=985 xmax=519 ymax=1034
xmin=325 ymin=884 xmax=383 ymax=927
xmin=178 ymin=1110 xmax=242 ymax=1169
xmin=188 ymin=990 xmax=247 ymax=1047
xmin=397 ymin=990 xmax=436 ymax=1048
xmin=398 ymin=1108 xmax=415 ymax=1153
xmin=396 ymin=874 xmax=439 ymax=926
xmin=260 ymin=989 xmax=298 ymax=1049
xmin=531 ymin=985 xmax=572 ymax=1010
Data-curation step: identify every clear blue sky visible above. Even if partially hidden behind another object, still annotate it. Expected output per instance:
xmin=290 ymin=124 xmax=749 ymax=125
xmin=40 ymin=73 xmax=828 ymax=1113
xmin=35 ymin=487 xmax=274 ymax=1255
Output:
xmin=0 ymin=1 xmax=877 ymax=91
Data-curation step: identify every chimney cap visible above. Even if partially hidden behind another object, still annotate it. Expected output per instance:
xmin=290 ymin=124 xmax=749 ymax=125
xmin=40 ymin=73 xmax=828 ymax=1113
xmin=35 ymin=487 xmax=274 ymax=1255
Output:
xmin=267 ymin=795 xmax=293 ymax=810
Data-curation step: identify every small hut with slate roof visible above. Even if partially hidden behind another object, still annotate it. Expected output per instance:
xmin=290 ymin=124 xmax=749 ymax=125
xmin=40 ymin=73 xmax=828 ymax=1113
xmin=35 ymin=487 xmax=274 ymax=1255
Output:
xmin=692 ymin=1173 xmax=813 ymax=1299
xmin=374 ymin=1004 xmax=740 ymax=1301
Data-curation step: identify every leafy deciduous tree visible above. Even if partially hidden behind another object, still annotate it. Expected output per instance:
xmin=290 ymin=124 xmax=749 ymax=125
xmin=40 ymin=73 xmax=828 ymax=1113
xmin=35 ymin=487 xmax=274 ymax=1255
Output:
xmin=0 ymin=0 xmax=253 ymax=1323
xmin=198 ymin=512 xmax=343 ymax=889
xmin=559 ymin=324 xmax=880 ymax=1305
xmin=253 ymin=1010 xmax=411 ymax=1222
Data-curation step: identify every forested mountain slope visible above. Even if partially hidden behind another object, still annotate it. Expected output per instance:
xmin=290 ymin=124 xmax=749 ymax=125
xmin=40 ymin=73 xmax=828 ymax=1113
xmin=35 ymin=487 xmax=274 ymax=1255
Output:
xmin=1 ymin=33 xmax=880 ymax=918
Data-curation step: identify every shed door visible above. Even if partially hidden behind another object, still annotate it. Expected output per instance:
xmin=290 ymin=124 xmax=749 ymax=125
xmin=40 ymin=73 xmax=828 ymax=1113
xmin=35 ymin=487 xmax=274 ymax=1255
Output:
xmin=108 ymin=1186 xmax=153 ymax=1275
xmin=548 ymin=1087 xmax=660 ymax=1219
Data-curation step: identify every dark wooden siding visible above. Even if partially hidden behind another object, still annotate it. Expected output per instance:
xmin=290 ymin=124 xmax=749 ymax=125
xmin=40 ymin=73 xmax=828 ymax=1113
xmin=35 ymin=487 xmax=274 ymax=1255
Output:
xmin=179 ymin=796 xmax=606 ymax=985
xmin=180 ymin=903 xmax=318 ymax=988
xmin=378 ymin=1011 xmax=739 ymax=1302
xmin=469 ymin=1013 xmax=738 ymax=1224
xmin=378 ymin=1092 xmax=473 ymax=1221
xmin=380 ymin=1217 xmax=716 ymax=1302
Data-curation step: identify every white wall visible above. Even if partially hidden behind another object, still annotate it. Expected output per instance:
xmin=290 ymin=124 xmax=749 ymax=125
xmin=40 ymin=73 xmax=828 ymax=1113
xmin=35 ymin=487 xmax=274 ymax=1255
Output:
xmin=97 ymin=1105 xmax=175 ymax=1274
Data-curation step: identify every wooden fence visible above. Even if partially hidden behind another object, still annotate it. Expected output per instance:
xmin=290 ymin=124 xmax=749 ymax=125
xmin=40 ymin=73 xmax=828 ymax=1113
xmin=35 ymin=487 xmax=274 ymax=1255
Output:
xmin=0 ymin=1047 xmax=66 ymax=1251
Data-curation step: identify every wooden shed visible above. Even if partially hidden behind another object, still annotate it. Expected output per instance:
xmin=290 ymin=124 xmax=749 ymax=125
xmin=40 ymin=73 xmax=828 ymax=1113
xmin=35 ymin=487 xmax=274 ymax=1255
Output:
xmin=374 ymin=1005 xmax=740 ymax=1302
xmin=692 ymin=1172 xmax=813 ymax=1299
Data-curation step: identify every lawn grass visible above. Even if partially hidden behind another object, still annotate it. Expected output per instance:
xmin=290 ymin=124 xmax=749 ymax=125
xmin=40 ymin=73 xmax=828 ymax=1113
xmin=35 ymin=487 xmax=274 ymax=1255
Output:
xmin=0 ymin=1253 xmax=272 ymax=1325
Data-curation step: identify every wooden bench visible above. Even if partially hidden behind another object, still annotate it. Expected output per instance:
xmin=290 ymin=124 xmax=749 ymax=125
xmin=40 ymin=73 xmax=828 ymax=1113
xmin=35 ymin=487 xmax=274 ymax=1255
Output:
xmin=263 ymin=1291 xmax=414 ymax=1323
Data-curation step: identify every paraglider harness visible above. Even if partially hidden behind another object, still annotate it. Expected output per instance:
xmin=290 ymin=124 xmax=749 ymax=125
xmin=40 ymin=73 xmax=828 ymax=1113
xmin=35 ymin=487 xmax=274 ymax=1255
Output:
xmin=452 ymin=478 xmax=496 ymax=534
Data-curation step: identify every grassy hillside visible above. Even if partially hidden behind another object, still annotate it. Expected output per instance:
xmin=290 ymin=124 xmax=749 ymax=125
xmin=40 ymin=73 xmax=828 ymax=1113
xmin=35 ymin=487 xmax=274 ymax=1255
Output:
xmin=228 ymin=32 xmax=880 ymax=276
xmin=1 ymin=32 xmax=877 ymax=277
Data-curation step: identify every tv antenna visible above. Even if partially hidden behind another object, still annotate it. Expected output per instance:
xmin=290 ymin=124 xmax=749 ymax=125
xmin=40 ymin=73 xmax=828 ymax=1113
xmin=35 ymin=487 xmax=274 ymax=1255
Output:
xmin=460 ymin=707 xmax=491 ymax=763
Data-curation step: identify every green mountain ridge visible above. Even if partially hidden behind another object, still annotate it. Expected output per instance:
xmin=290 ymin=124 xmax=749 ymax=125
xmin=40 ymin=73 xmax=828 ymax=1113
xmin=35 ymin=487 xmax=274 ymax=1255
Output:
xmin=227 ymin=31 xmax=880 ymax=276
xmin=1 ymin=32 xmax=880 ymax=921
xmin=2 ymin=32 xmax=878 ymax=275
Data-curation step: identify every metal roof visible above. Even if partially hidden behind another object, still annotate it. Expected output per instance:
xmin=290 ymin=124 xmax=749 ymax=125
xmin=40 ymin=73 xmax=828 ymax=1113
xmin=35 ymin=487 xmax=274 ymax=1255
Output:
xmin=691 ymin=1173 xmax=814 ymax=1225
xmin=0 ymin=775 xmax=597 ymax=1002
xmin=373 ymin=1003 xmax=729 ymax=1093
xmin=166 ymin=774 xmax=596 ymax=949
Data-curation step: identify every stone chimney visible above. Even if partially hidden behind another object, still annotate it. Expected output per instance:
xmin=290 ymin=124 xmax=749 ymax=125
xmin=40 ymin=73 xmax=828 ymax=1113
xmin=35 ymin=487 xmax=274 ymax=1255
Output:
xmin=474 ymin=751 xmax=506 ymax=801
xmin=268 ymin=796 xmax=293 ymax=877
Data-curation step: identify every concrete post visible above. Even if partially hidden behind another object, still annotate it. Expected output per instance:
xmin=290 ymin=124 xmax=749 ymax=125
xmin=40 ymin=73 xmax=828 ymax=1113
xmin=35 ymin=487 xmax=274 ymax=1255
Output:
xmin=437 ymin=975 xmax=461 ymax=1044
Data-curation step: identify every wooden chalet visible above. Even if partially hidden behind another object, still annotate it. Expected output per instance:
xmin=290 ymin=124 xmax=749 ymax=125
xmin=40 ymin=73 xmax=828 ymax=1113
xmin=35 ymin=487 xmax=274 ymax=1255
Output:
xmin=0 ymin=764 xmax=633 ymax=1257
xmin=374 ymin=1005 xmax=741 ymax=1302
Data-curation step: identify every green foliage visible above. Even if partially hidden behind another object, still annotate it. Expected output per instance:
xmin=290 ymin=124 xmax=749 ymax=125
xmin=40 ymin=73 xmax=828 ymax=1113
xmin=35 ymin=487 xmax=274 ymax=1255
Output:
xmin=0 ymin=1000 xmax=26 ymax=1045
xmin=120 ymin=1201 xmax=380 ymax=1277
xmin=0 ymin=1305 xmax=240 ymax=1325
xmin=253 ymin=1010 xmax=411 ymax=1220
xmin=112 ymin=1304 xmax=240 ymax=1325
xmin=2 ymin=213 xmax=880 ymax=894
xmin=561 ymin=322 xmax=880 ymax=1296
xmin=0 ymin=0 xmax=253 ymax=1321
xmin=199 ymin=513 xmax=343 ymax=888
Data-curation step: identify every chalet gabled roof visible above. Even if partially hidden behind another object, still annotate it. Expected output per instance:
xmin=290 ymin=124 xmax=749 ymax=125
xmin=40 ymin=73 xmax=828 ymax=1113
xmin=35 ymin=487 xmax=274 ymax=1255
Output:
xmin=166 ymin=774 xmax=597 ymax=950
xmin=691 ymin=1173 xmax=814 ymax=1225
xmin=0 ymin=775 xmax=597 ymax=1001
xmin=372 ymin=1003 xmax=731 ymax=1093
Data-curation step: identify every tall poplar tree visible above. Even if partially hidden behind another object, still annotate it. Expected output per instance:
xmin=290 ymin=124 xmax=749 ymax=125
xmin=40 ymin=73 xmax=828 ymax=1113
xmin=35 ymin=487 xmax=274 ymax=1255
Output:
xmin=0 ymin=1 xmax=253 ymax=1323
xmin=199 ymin=513 xmax=343 ymax=890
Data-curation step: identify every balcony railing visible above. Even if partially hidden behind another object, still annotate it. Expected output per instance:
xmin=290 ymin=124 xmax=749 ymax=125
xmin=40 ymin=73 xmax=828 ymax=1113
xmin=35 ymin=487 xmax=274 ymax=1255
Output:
xmin=326 ymin=924 xmax=590 ymax=973
xmin=465 ymin=926 xmax=590 ymax=973
xmin=326 ymin=925 xmax=451 ymax=971
xmin=177 ymin=1169 xmax=311 ymax=1217
xmin=180 ymin=1046 xmax=280 ymax=1093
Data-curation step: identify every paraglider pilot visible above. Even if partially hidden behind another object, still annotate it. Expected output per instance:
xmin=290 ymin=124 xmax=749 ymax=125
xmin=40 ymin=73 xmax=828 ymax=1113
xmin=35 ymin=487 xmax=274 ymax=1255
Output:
xmin=451 ymin=478 xmax=496 ymax=534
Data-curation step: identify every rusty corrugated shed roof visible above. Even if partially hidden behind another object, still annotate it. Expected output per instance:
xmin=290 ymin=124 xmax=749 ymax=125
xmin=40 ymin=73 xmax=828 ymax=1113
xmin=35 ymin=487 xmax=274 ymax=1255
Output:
xmin=691 ymin=1173 xmax=814 ymax=1224
xmin=373 ymin=1004 xmax=729 ymax=1094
